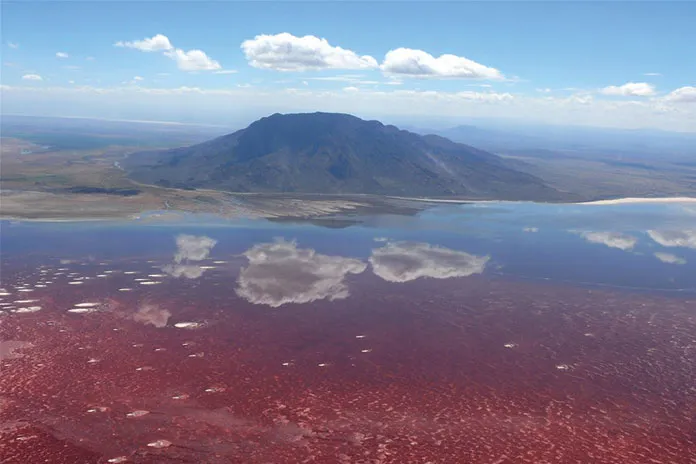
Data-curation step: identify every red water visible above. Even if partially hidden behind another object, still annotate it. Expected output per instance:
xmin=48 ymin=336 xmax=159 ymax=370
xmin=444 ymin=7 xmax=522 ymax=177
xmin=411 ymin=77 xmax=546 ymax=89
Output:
xmin=1 ymin=259 xmax=695 ymax=463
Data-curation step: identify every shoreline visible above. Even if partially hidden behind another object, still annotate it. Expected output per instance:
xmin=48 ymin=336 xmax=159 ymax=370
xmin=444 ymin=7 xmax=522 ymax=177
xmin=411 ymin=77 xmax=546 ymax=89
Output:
xmin=574 ymin=197 xmax=696 ymax=206
xmin=386 ymin=195 xmax=696 ymax=206
xmin=2 ymin=195 xmax=695 ymax=223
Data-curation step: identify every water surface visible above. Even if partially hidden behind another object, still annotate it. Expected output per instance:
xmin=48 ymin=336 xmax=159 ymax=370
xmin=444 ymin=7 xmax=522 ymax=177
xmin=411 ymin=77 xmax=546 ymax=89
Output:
xmin=1 ymin=202 xmax=694 ymax=463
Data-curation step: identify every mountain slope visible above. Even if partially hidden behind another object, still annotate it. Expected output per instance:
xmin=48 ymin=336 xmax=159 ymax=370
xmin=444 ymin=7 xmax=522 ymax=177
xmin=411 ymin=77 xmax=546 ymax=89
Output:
xmin=124 ymin=112 xmax=569 ymax=200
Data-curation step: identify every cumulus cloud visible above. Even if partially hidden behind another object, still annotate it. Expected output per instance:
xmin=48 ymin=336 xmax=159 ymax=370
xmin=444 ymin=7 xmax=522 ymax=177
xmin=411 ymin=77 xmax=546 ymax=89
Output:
xmin=134 ymin=76 xmax=144 ymax=81
xmin=116 ymin=33 xmax=221 ymax=71
xmin=115 ymin=33 xmax=173 ymax=52
xmin=132 ymin=303 xmax=171 ymax=327
xmin=381 ymin=48 xmax=503 ymax=80
xmin=161 ymin=234 xmax=217 ymax=279
xmin=654 ymin=252 xmax=686 ymax=265
xmin=663 ymin=86 xmax=696 ymax=103
xmin=21 ymin=74 xmax=42 ymax=81
xmin=164 ymin=48 xmax=221 ymax=71
xmin=578 ymin=231 xmax=638 ymax=251
xmin=56 ymin=52 xmax=69 ymax=58
xmin=369 ymin=241 xmax=489 ymax=283
xmin=241 ymin=33 xmax=378 ymax=72
xmin=235 ymin=239 xmax=367 ymax=307
xmin=647 ymin=229 xmax=696 ymax=249
xmin=599 ymin=82 xmax=656 ymax=97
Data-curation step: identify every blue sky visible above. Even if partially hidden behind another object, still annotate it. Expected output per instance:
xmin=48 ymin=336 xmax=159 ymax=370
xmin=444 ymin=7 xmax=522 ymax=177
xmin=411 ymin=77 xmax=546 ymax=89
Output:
xmin=2 ymin=1 xmax=695 ymax=131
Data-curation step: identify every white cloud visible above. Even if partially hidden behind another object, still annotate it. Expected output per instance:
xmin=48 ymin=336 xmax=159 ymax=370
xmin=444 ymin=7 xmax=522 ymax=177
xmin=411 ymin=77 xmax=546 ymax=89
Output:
xmin=647 ymin=230 xmax=696 ymax=249
xmin=578 ymin=231 xmax=638 ymax=251
xmin=68 ymin=80 xmax=75 ymax=84
xmin=7 ymin=42 xmax=19 ymax=49
xmin=369 ymin=242 xmax=489 ymax=283
xmin=308 ymin=75 xmax=365 ymax=82
xmin=241 ymin=33 xmax=378 ymax=72
xmin=116 ymin=33 xmax=220 ymax=72
xmin=3 ymin=83 xmax=695 ymax=133
xmin=56 ymin=52 xmax=69 ymax=59
xmin=214 ymin=70 xmax=237 ymax=75
xmin=115 ymin=33 xmax=173 ymax=52
xmin=381 ymin=48 xmax=503 ymax=80
xmin=308 ymin=75 xmax=386 ymax=86
xmin=454 ymin=90 xmax=513 ymax=102
xmin=123 ymin=76 xmax=144 ymax=85
xmin=164 ymin=48 xmax=221 ymax=71
xmin=663 ymin=86 xmax=696 ymax=103
xmin=654 ymin=252 xmax=686 ymax=265
xmin=644 ymin=72 xmax=662 ymax=76
xmin=21 ymin=74 xmax=42 ymax=81
xmin=599 ymin=82 xmax=656 ymax=97
xmin=235 ymin=239 xmax=367 ymax=307
xmin=343 ymin=86 xmax=359 ymax=92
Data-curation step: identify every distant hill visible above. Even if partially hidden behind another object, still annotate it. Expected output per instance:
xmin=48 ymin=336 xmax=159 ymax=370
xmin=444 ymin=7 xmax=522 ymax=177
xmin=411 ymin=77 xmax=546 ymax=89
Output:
xmin=123 ymin=112 xmax=571 ymax=201
xmin=414 ymin=122 xmax=696 ymax=161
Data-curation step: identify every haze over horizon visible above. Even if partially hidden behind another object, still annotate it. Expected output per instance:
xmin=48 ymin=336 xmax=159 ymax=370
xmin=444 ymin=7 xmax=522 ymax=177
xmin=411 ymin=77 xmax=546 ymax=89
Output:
xmin=2 ymin=2 xmax=695 ymax=132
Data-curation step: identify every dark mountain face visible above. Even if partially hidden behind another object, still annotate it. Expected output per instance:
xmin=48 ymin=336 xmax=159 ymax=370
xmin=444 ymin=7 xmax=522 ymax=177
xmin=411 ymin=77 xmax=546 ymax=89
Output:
xmin=123 ymin=112 xmax=569 ymax=200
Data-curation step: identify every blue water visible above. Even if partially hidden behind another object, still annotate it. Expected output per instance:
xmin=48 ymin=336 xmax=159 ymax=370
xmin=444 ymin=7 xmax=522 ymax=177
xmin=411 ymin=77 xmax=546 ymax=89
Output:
xmin=2 ymin=201 xmax=694 ymax=293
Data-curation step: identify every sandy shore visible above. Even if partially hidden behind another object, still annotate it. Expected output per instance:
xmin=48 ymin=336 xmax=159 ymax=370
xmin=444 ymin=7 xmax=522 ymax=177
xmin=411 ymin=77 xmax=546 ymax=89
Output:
xmin=576 ymin=197 xmax=696 ymax=206
xmin=387 ymin=195 xmax=696 ymax=206
xmin=3 ymin=190 xmax=696 ymax=223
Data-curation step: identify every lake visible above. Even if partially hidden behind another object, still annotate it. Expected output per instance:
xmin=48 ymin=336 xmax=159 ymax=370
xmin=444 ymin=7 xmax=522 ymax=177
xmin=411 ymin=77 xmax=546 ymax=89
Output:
xmin=1 ymin=201 xmax=695 ymax=463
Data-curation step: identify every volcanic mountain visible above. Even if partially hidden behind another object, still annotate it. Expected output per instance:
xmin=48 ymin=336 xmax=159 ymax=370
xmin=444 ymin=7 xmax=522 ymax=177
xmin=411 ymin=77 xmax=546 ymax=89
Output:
xmin=124 ymin=112 xmax=567 ymax=200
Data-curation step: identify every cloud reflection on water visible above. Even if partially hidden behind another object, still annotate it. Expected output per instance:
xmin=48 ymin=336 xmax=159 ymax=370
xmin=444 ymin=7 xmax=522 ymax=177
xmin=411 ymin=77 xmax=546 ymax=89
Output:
xmin=369 ymin=241 xmax=489 ymax=283
xmin=647 ymin=230 xmax=696 ymax=250
xmin=577 ymin=231 xmax=638 ymax=251
xmin=235 ymin=239 xmax=367 ymax=307
xmin=133 ymin=303 xmax=171 ymax=327
xmin=174 ymin=234 xmax=218 ymax=262
xmin=162 ymin=234 xmax=217 ymax=279
xmin=654 ymin=252 xmax=687 ymax=265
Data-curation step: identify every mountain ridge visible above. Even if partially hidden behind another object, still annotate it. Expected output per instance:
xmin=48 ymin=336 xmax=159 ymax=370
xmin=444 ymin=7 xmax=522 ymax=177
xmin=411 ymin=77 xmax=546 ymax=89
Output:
xmin=123 ymin=112 xmax=572 ymax=201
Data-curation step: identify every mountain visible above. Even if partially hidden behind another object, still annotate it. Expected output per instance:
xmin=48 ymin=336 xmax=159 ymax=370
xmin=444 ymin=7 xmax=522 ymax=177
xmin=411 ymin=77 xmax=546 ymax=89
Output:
xmin=123 ymin=112 xmax=570 ymax=200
